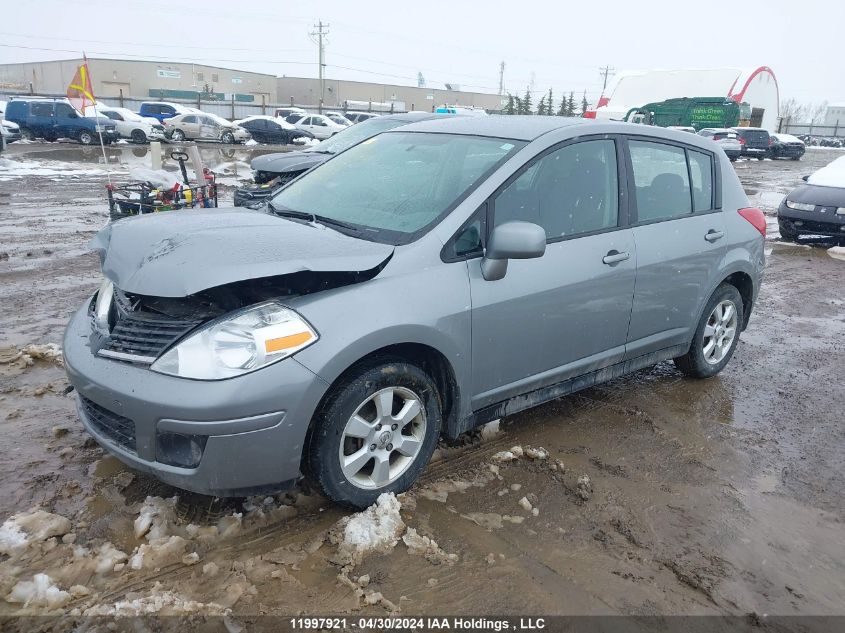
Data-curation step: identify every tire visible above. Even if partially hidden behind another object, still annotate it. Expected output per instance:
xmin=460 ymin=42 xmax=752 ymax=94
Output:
xmin=78 ymin=130 xmax=95 ymax=145
xmin=19 ymin=127 xmax=35 ymax=141
xmin=130 ymin=129 xmax=147 ymax=144
xmin=304 ymin=359 xmax=442 ymax=509
xmin=673 ymin=284 xmax=744 ymax=379
xmin=171 ymin=129 xmax=185 ymax=142
xmin=791 ymin=156 xmax=801 ymax=161
xmin=221 ymin=131 xmax=235 ymax=144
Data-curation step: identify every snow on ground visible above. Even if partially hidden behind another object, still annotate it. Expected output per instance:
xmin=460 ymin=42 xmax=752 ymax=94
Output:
xmin=0 ymin=157 xmax=118 ymax=181
xmin=0 ymin=509 xmax=71 ymax=555
xmin=330 ymin=493 xmax=405 ymax=566
xmin=293 ymin=137 xmax=320 ymax=147
xmin=828 ymin=246 xmax=845 ymax=261
xmin=6 ymin=573 xmax=71 ymax=610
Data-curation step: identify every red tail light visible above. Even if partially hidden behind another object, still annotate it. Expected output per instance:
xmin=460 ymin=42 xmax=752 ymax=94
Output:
xmin=768 ymin=137 xmax=774 ymax=146
xmin=738 ymin=136 xmax=746 ymax=145
xmin=738 ymin=207 xmax=766 ymax=237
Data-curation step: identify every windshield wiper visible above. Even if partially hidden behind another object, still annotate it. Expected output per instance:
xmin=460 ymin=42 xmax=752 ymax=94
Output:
xmin=268 ymin=201 xmax=358 ymax=232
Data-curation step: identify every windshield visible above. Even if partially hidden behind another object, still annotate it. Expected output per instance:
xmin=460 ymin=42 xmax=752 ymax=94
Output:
xmin=304 ymin=116 xmax=408 ymax=154
xmin=270 ymin=131 xmax=524 ymax=244
xmin=205 ymin=113 xmax=233 ymax=126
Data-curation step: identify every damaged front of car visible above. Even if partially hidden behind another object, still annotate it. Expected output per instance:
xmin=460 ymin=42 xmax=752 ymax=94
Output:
xmin=62 ymin=208 xmax=395 ymax=496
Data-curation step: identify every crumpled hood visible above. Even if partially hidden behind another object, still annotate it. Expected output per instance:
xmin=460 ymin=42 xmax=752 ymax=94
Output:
xmin=90 ymin=208 xmax=393 ymax=297
xmin=787 ymin=183 xmax=845 ymax=205
xmin=250 ymin=150 xmax=328 ymax=175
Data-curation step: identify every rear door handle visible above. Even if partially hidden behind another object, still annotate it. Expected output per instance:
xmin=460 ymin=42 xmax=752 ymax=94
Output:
xmin=705 ymin=229 xmax=725 ymax=242
xmin=602 ymin=250 xmax=630 ymax=265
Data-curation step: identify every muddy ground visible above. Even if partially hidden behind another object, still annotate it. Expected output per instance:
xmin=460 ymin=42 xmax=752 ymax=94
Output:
xmin=0 ymin=143 xmax=843 ymax=622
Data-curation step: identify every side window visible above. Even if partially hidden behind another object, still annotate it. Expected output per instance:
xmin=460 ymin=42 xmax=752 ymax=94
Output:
xmin=314 ymin=117 xmax=327 ymax=126
xmin=182 ymin=115 xmax=197 ymax=124
xmin=688 ymin=150 xmax=714 ymax=212
xmin=629 ymin=140 xmax=692 ymax=222
xmin=54 ymin=103 xmax=75 ymax=118
xmin=493 ymin=139 xmax=619 ymax=240
xmin=106 ymin=111 xmax=122 ymax=121
xmin=31 ymin=102 xmax=54 ymax=117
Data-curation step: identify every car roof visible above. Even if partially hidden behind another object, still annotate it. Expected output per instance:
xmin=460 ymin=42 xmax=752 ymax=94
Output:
xmin=392 ymin=115 xmax=596 ymax=141
xmin=700 ymin=128 xmax=735 ymax=133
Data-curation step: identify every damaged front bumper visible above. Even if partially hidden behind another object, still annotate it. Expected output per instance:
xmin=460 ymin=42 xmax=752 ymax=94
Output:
xmin=63 ymin=301 xmax=329 ymax=497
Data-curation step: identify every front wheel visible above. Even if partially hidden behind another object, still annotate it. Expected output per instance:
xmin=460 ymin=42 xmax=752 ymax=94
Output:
xmin=674 ymin=284 xmax=744 ymax=379
xmin=221 ymin=131 xmax=235 ymax=144
xmin=304 ymin=360 xmax=442 ymax=509
xmin=19 ymin=127 xmax=35 ymax=141
xmin=170 ymin=129 xmax=185 ymax=142
xmin=131 ymin=129 xmax=147 ymax=144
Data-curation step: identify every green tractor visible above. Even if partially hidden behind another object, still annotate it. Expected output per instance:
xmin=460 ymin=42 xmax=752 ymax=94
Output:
xmin=624 ymin=97 xmax=752 ymax=131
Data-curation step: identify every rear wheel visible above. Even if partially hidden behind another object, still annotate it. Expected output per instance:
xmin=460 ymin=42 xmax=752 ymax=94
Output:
xmin=130 ymin=129 xmax=147 ymax=144
xmin=674 ymin=284 xmax=744 ymax=379
xmin=78 ymin=130 xmax=95 ymax=145
xmin=305 ymin=359 xmax=442 ymax=509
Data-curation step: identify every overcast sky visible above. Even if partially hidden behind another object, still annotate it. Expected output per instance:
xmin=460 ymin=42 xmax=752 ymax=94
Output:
xmin=1 ymin=0 xmax=841 ymax=106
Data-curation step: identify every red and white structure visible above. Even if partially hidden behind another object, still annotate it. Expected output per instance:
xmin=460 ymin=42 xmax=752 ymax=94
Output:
xmin=586 ymin=67 xmax=780 ymax=131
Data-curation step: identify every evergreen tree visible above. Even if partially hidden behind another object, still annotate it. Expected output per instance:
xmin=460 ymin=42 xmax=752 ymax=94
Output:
xmin=546 ymin=88 xmax=554 ymax=117
xmin=522 ymin=88 xmax=533 ymax=115
xmin=556 ymin=91 xmax=567 ymax=116
xmin=505 ymin=94 xmax=515 ymax=115
xmin=567 ymin=91 xmax=576 ymax=116
xmin=581 ymin=90 xmax=589 ymax=115
xmin=514 ymin=95 xmax=523 ymax=115
xmin=536 ymin=95 xmax=547 ymax=116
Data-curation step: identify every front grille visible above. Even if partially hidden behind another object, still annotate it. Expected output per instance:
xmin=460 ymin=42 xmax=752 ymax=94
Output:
xmin=79 ymin=396 xmax=136 ymax=452
xmin=98 ymin=290 xmax=205 ymax=363
xmin=783 ymin=218 xmax=845 ymax=234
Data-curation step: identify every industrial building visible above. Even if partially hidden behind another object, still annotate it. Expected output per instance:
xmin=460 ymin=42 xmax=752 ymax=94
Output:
xmin=589 ymin=67 xmax=780 ymax=131
xmin=276 ymin=76 xmax=504 ymax=112
xmin=0 ymin=58 xmax=504 ymax=113
xmin=824 ymin=103 xmax=845 ymax=127
xmin=0 ymin=58 xmax=278 ymax=103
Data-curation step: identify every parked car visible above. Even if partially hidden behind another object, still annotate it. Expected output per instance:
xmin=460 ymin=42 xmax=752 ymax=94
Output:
xmin=138 ymin=101 xmax=201 ymax=123
xmin=777 ymin=155 xmax=845 ymax=241
xmin=1 ymin=119 xmax=21 ymax=143
xmin=698 ymin=128 xmax=742 ymax=161
xmin=342 ymin=112 xmax=381 ymax=124
xmin=65 ymin=118 xmax=764 ymax=509
xmin=234 ymin=112 xmax=451 ymax=207
xmin=163 ymin=112 xmax=251 ymax=143
xmin=731 ymin=127 xmax=771 ymax=159
xmin=4 ymin=98 xmax=118 ymax=145
xmin=83 ymin=106 xmax=165 ymax=143
xmin=324 ymin=111 xmax=353 ymax=127
xmin=768 ymin=133 xmax=805 ymax=160
xmin=286 ymin=113 xmax=347 ymax=139
xmin=232 ymin=115 xmax=313 ymax=144
xmin=273 ymin=107 xmax=307 ymax=120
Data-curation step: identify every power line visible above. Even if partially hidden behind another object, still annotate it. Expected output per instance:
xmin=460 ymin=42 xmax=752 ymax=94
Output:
xmin=599 ymin=65 xmax=615 ymax=92
xmin=309 ymin=20 xmax=330 ymax=113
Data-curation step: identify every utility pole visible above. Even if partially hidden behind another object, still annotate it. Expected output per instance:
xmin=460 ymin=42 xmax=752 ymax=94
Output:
xmin=310 ymin=20 xmax=330 ymax=113
xmin=599 ymin=65 xmax=615 ymax=92
xmin=498 ymin=61 xmax=505 ymax=95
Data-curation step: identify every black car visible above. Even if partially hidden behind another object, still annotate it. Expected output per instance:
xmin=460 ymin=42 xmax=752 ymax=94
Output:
xmin=731 ymin=127 xmax=771 ymax=159
xmin=234 ymin=117 xmax=314 ymax=144
xmin=233 ymin=112 xmax=453 ymax=208
xmin=769 ymin=133 xmax=805 ymax=160
xmin=777 ymin=159 xmax=845 ymax=241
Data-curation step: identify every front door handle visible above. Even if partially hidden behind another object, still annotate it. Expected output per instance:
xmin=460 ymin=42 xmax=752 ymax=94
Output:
xmin=705 ymin=229 xmax=725 ymax=242
xmin=602 ymin=250 xmax=630 ymax=265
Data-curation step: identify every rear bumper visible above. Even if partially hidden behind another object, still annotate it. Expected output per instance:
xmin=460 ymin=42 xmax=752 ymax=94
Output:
xmin=63 ymin=301 xmax=330 ymax=497
xmin=740 ymin=147 xmax=768 ymax=157
xmin=773 ymin=146 xmax=805 ymax=158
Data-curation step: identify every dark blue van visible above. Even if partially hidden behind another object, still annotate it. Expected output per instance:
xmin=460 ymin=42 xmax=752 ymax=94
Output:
xmin=5 ymin=98 xmax=118 ymax=145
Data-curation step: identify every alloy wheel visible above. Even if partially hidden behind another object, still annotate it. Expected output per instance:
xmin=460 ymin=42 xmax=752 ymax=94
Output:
xmin=339 ymin=386 xmax=427 ymax=489
xmin=703 ymin=300 xmax=738 ymax=365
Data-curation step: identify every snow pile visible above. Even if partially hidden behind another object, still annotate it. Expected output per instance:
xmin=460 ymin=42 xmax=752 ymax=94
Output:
xmin=129 ymin=535 xmax=187 ymax=571
xmin=244 ymin=138 xmax=258 ymax=146
xmin=479 ymin=419 xmax=501 ymax=441
xmin=828 ymin=246 xmax=845 ymax=262
xmin=7 ymin=574 xmax=71 ymax=610
xmin=0 ymin=509 xmax=71 ymax=556
xmin=293 ymin=137 xmax=320 ymax=147
xmin=402 ymin=528 xmax=457 ymax=565
xmin=92 ymin=542 xmax=128 ymax=574
xmin=133 ymin=496 xmax=176 ymax=540
xmin=128 ymin=167 xmax=180 ymax=190
xmin=330 ymin=493 xmax=405 ymax=566
xmin=21 ymin=343 xmax=63 ymax=366
xmin=83 ymin=583 xmax=229 ymax=616
xmin=0 ymin=157 xmax=110 ymax=181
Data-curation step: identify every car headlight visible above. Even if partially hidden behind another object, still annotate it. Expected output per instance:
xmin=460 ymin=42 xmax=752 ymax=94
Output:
xmin=151 ymin=302 xmax=318 ymax=380
xmin=837 ymin=207 xmax=845 ymax=216
xmin=785 ymin=200 xmax=815 ymax=211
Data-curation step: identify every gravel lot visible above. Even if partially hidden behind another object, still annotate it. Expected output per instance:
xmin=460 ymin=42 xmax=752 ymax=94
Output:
xmin=0 ymin=142 xmax=843 ymax=621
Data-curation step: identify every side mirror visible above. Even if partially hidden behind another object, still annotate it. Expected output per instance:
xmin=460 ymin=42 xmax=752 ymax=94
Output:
xmin=801 ymin=175 xmax=809 ymax=182
xmin=481 ymin=221 xmax=546 ymax=281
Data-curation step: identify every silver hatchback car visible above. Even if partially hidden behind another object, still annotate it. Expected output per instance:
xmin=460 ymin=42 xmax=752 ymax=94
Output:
xmin=64 ymin=117 xmax=765 ymax=508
